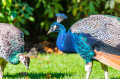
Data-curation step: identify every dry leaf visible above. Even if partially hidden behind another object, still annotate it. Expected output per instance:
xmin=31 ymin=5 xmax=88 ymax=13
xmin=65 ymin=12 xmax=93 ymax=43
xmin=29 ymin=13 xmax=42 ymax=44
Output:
xmin=54 ymin=47 xmax=63 ymax=54
xmin=57 ymin=50 xmax=63 ymax=54
xmin=47 ymin=61 xmax=50 ymax=64
xmin=44 ymin=46 xmax=53 ymax=53
xmin=19 ymin=72 xmax=27 ymax=76
xmin=39 ymin=63 xmax=42 ymax=66
xmin=37 ymin=56 xmax=41 ymax=59
xmin=54 ymin=47 xmax=58 ymax=51
xmin=30 ymin=56 xmax=35 ymax=58
xmin=41 ymin=58 xmax=46 ymax=61
xmin=45 ymin=73 xmax=51 ymax=78
xmin=25 ymin=76 xmax=29 ymax=79
xmin=82 ymin=74 xmax=84 ymax=77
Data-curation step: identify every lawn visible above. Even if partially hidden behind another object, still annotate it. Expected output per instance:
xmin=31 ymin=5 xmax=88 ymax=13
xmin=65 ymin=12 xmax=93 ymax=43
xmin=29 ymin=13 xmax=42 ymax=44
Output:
xmin=3 ymin=53 xmax=120 ymax=79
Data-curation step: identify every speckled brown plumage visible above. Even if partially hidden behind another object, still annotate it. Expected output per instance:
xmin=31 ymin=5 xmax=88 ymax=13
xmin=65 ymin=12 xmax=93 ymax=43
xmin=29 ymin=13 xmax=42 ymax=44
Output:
xmin=0 ymin=23 xmax=24 ymax=64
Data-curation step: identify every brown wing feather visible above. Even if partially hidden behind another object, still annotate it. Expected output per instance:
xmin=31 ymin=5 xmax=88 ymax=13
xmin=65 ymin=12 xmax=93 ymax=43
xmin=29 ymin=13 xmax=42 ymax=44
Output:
xmin=94 ymin=49 xmax=120 ymax=70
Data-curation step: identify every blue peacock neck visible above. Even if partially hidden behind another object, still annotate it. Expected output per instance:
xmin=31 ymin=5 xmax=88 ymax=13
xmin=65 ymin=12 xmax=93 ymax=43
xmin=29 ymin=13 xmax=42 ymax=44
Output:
xmin=56 ymin=25 xmax=67 ymax=52
xmin=56 ymin=24 xmax=76 ymax=53
xmin=7 ymin=51 xmax=20 ymax=65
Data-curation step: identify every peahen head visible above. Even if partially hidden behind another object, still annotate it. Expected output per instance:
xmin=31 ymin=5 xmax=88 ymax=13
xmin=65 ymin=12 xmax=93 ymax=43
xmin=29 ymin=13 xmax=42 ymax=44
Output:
xmin=47 ymin=13 xmax=67 ymax=34
xmin=19 ymin=54 xmax=30 ymax=69
xmin=18 ymin=53 xmax=30 ymax=69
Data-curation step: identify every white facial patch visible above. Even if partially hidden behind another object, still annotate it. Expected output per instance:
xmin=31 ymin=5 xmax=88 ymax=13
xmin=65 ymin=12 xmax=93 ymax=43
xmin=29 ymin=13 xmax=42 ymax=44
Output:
xmin=53 ymin=25 xmax=57 ymax=31
xmin=19 ymin=55 xmax=25 ymax=64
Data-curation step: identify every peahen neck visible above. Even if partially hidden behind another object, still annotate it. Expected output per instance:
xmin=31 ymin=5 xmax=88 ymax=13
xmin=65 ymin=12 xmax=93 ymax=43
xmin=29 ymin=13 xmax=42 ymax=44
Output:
xmin=8 ymin=51 xmax=20 ymax=65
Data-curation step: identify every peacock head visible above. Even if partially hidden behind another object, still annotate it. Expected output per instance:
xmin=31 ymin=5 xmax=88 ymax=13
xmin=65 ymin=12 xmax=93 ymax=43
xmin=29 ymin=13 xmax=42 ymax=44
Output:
xmin=47 ymin=13 xmax=67 ymax=34
xmin=19 ymin=53 xmax=30 ymax=69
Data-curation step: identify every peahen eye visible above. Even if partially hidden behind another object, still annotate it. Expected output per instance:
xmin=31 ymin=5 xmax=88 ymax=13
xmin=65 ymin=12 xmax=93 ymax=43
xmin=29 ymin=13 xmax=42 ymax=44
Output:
xmin=24 ymin=61 xmax=26 ymax=64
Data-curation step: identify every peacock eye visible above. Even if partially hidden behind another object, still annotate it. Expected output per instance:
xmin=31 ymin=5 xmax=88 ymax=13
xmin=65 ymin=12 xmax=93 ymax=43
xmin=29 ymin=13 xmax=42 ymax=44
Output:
xmin=56 ymin=26 xmax=59 ymax=29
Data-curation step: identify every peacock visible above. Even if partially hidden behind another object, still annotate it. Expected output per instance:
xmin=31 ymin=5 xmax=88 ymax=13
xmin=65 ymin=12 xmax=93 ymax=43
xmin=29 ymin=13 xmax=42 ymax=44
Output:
xmin=0 ymin=23 xmax=30 ymax=79
xmin=47 ymin=13 xmax=120 ymax=79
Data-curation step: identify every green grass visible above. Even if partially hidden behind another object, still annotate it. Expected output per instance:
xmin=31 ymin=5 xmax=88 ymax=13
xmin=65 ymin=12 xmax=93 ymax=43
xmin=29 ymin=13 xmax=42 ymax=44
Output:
xmin=3 ymin=53 xmax=120 ymax=79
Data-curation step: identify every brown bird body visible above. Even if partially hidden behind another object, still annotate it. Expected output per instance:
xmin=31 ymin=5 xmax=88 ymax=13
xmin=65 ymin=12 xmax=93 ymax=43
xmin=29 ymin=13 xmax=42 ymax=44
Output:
xmin=0 ymin=23 xmax=30 ymax=79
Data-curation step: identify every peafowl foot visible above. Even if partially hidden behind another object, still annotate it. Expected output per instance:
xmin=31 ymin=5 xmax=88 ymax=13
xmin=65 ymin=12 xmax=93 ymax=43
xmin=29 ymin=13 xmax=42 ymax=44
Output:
xmin=85 ymin=62 xmax=92 ymax=79
xmin=101 ymin=63 xmax=108 ymax=79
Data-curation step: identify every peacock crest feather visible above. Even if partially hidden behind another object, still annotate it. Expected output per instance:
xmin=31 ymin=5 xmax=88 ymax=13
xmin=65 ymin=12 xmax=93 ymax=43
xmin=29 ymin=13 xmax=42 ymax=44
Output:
xmin=56 ymin=13 xmax=68 ymax=23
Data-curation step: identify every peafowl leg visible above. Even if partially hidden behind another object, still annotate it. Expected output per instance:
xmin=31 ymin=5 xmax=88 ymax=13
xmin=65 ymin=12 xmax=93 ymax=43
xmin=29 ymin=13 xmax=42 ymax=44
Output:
xmin=85 ymin=62 xmax=92 ymax=79
xmin=0 ymin=65 xmax=3 ymax=79
xmin=101 ymin=63 xmax=108 ymax=79
xmin=0 ymin=59 xmax=7 ymax=79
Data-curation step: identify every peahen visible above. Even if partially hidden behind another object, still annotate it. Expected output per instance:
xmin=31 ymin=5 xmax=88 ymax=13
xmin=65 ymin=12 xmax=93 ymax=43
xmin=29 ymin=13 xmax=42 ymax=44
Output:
xmin=0 ymin=23 xmax=30 ymax=79
xmin=47 ymin=13 xmax=120 ymax=79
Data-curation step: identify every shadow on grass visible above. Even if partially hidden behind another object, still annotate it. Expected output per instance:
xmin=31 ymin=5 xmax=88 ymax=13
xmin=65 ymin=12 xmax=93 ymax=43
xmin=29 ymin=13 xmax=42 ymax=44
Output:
xmin=4 ymin=72 xmax=71 ymax=79
xmin=110 ymin=77 xmax=120 ymax=79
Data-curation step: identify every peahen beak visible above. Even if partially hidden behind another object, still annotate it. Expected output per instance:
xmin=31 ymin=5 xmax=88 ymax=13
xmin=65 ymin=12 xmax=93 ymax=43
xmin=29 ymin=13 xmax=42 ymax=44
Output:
xmin=47 ymin=30 xmax=52 ymax=35
xmin=23 ymin=57 xmax=30 ymax=70
xmin=26 ymin=65 xmax=29 ymax=70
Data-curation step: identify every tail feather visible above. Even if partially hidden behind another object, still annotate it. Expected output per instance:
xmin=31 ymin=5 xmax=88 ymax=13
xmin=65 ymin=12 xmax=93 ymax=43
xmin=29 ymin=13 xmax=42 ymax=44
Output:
xmin=94 ymin=49 xmax=120 ymax=70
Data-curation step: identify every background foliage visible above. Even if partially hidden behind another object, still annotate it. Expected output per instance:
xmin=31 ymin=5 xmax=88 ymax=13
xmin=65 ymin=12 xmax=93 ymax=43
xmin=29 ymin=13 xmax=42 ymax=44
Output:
xmin=0 ymin=0 xmax=120 ymax=41
xmin=0 ymin=0 xmax=34 ymax=35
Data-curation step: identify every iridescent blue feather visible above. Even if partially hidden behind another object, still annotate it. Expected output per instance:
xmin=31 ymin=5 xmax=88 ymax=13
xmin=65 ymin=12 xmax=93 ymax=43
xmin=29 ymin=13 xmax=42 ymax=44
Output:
xmin=72 ymin=33 xmax=96 ymax=63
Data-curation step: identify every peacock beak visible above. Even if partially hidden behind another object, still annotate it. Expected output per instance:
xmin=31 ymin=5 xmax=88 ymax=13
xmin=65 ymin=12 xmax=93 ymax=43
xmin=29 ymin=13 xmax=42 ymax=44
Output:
xmin=47 ymin=30 xmax=52 ymax=35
